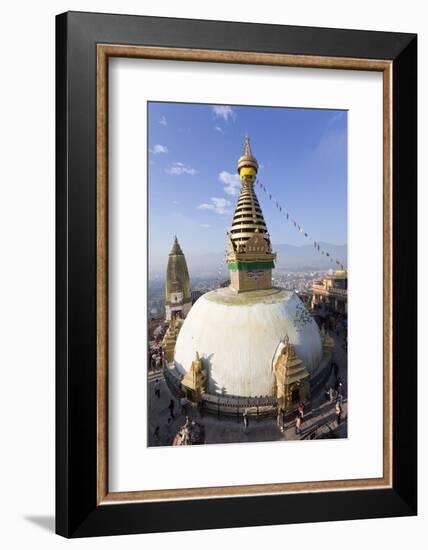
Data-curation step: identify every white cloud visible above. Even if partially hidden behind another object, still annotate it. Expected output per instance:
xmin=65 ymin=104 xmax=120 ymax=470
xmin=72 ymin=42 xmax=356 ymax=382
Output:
xmin=315 ymin=127 xmax=346 ymax=160
xmin=326 ymin=111 xmax=344 ymax=130
xmin=165 ymin=162 xmax=197 ymax=176
xmin=212 ymin=105 xmax=236 ymax=122
xmin=159 ymin=115 xmax=167 ymax=126
xmin=214 ymin=126 xmax=224 ymax=134
xmin=218 ymin=171 xmax=241 ymax=196
xmin=200 ymin=223 xmax=211 ymax=228
xmin=198 ymin=197 xmax=231 ymax=215
xmin=150 ymin=144 xmax=168 ymax=154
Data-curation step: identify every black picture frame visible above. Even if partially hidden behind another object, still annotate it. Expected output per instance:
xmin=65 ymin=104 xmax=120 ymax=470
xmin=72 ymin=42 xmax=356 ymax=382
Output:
xmin=56 ymin=11 xmax=417 ymax=538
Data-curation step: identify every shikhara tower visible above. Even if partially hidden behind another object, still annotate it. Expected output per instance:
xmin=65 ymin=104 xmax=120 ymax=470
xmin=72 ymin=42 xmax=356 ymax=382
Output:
xmin=227 ymin=135 xmax=276 ymax=292
xmin=165 ymin=236 xmax=192 ymax=321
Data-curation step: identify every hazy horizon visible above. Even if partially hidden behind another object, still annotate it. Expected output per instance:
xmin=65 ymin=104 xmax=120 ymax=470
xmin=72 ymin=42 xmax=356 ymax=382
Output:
xmin=149 ymin=240 xmax=348 ymax=278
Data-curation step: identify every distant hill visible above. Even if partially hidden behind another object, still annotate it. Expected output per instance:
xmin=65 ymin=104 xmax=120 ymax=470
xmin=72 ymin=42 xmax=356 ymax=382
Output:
xmin=149 ymin=242 xmax=347 ymax=278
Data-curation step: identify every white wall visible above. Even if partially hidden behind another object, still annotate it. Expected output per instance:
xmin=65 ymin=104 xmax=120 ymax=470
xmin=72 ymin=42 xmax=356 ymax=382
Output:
xmin=0 ymin=0 xmax=425 ymax=548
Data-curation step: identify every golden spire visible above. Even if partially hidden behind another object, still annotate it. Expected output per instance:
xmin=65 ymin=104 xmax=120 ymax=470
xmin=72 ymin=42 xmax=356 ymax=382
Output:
xmin=237 ymin=133 xmax=258 ymax=176
xmin=229 ymin=135 xmax=270 ymax=250
xmin=226 ymin=135 xmax=276 ymax=293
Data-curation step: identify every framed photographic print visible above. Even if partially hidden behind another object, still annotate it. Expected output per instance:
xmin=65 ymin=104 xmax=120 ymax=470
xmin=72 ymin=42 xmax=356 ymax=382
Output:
xmin=56 ymin=11 xmax=417 ymax=537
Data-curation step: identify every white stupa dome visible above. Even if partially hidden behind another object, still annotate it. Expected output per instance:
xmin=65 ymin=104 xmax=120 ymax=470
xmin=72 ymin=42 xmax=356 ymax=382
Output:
xmin=174 ymin=287 xmax=322 ymax=397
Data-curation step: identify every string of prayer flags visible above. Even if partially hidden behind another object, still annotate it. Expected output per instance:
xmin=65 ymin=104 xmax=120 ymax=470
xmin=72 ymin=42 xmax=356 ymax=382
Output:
xmin=255 ymin=179 xmax=345 ymax=271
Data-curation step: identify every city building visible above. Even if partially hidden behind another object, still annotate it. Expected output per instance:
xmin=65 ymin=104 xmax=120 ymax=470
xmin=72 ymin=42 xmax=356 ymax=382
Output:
xmin=164 ymin=136 xmax=332 ymax=414
xmin=165 ymin=236 xmax=192 ymax=321
xmin=311 ymin=269 xmax=348 ymax=314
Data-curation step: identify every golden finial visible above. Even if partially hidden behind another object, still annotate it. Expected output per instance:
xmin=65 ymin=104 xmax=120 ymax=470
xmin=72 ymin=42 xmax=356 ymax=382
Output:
xmin=237 ymin=133 xmax=258 ymax=174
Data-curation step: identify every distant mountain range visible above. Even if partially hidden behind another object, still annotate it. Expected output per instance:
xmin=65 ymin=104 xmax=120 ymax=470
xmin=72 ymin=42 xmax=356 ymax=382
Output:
xmin=149 ymin=242 xmax=347 ymax=278
xmin=274 ymin=242 xmax=347 ymax=270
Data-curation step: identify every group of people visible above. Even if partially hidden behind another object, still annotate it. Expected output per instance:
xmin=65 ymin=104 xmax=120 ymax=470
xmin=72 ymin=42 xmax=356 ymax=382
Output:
xmin=326 ymin=364 xmax=345 ymax=426
xmin=152 ymin=392 xmax=179 ymax=445
xmin=275 ymin=402 xmax=306 ymax=436
xmin=149 ymin=347 xmax=164 ymax=371
xmin=154 ymin=380 xmax=176 ymax=418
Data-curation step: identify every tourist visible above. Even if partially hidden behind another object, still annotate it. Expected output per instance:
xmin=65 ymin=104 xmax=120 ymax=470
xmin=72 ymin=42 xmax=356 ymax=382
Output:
xmin=153 ymin=426 xmax=160 ymax=444
xmin=335 ymin=401 xmax=342 ymax=425
xmin=298 ymin=402 xmax=305 ymax=419
xmin=295 ymin=411 xmax=302 ymax=435
xmin=328 ymin=386 xmax=335 ymax=403
xmin=168 ymin=399 xmax=175 ymax=419
xmin=325 ymin=386 xmax=330 ymax=402
xmin=334 ymin=378 xmax=340 ymax=393
xmin=154 ymin=379 xmax=161 ymax=398
xmin=277 ymin=408 xmax=285 ymax=432
xmin=243 ymin=409 xmax=249 ymax=432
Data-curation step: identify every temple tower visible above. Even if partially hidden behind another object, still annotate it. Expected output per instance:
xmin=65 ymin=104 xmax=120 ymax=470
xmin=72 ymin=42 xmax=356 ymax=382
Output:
xmin=227 ymin=135 xmax=276 ymax=292
xmin=165 ymin=236 xmax=192 ymax=321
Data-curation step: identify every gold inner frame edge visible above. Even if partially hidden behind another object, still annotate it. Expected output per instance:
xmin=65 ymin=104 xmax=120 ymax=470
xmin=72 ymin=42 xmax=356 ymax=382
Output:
xmin=96 ymin=44 xmax=393 ymax=504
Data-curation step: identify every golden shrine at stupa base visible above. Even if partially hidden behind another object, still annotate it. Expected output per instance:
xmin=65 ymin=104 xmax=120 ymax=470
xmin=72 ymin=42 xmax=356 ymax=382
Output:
xmin=273 ymin=335 xmax=311 ymax=410
xmin=181 ymin=351 xmax=207 ymax=403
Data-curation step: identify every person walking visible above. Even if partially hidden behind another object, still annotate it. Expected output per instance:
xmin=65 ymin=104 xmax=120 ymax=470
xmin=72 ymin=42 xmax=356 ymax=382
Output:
xmin=325 ymin=386 xmax=330 ymax=403
xmin=328 ymin=386 xmax=335 ymax=403
xmin=168 ymin=399 xmax=175 ymax=419
xmin=153 ymin=426 xmax=160 ymax=445
xmin=277 ymin=408 xmax=285 ymax=433
xmin=150 ymin=354 xmax=156 ymax=371
xmin=295 ymin=411 xmax=302 ymax=435
xmin=334 ymin=377 xmax=341 ymax=392
xmin=243 ymin=409 xmax=249 ymax=432
xmin=335 ymin=401 xmax=342 ymax=425
xmin=154 ymin=379 xmax=161 ymax=398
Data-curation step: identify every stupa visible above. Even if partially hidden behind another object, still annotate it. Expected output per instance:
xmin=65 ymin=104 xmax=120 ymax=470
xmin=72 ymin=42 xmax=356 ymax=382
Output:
xmin=170 ymin=136 xmax=324 ymax=407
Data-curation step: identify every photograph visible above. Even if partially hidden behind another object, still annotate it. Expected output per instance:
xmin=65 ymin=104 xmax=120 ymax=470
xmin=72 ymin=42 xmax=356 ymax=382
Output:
xmin=147 ymin=102 xmax=348 ymax=446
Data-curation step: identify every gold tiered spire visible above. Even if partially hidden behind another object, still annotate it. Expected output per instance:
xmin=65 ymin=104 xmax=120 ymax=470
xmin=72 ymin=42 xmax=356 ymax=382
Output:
xmin=227 ymin=135 xmax=276 ymax=293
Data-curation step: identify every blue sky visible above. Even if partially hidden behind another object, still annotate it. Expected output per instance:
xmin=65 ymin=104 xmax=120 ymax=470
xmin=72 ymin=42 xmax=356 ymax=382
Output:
xmin=148 ymin=102 xmax=347 ymax=268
